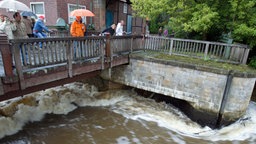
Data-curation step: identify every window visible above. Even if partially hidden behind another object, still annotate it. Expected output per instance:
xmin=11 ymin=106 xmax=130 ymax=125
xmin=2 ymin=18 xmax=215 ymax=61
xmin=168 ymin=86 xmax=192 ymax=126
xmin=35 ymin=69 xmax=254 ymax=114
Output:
xmin=30 ymin=2 xmax=45 ymax=19
xmin=123 ymin=3 xmax=127 ymax=14
xmin=68 ymin=4 xmax=86 ymax=24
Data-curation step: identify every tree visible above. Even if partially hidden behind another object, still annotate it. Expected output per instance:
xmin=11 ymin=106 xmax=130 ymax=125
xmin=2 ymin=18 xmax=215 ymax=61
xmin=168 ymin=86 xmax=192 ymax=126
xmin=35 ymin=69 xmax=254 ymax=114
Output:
xmin=131 ymin=0 xmax=256 ymax=46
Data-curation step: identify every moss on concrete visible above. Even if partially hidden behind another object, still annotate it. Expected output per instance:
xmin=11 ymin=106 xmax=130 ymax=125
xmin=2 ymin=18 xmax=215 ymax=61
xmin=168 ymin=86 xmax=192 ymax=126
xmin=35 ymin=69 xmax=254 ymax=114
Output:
xmin=133 ymin=51 xmax=256 ymax=74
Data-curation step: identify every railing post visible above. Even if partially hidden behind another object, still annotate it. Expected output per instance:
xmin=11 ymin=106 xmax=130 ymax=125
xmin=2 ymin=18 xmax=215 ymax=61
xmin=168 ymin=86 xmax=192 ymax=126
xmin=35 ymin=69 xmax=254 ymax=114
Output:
xmin=105 ymin=34 xmax=111 ymax=57
xmin=13 ymin=43 xmax=25 ymax=89
xmin=143 ymin=35 xmax=146 ymax=52
xmin=67 ymin=40 xmax=73 ymax=78
xmin=105 ymin=34 xmax=112 ymax=67
xmin=169 ymin=38 xmax=174 ymax=55
xmin=204 ymin=42 xmax=210 ymax=60
xmin=0 ymin=34 xmax=14 ymax=79
xmin=130 ymin=35 xmax=134 ymax=53
xmin=242 ymin=48 xmax=250 ymax=64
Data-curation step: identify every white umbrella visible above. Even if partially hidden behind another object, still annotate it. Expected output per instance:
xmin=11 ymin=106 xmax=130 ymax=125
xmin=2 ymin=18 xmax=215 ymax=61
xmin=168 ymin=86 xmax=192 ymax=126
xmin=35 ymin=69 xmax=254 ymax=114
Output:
xmin=0 ymin=0 xmax=31 ymax=11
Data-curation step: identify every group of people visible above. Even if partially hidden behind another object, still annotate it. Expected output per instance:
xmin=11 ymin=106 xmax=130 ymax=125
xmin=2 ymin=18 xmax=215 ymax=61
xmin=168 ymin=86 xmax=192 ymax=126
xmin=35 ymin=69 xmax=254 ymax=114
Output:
xmin=70 ymin=17 xmax=125 ymax=37
xmin=0 ymin=12 xmax=52 ymax=65
xmin=0 ymin=12 xmax=28 ymax=40
xmin=0 ymin=12 xmax=52 ymax=40
xmin=101 ymin=20 xmax=125 ymax=36
xmin=158 ymin=27 xmax=175 ymax=37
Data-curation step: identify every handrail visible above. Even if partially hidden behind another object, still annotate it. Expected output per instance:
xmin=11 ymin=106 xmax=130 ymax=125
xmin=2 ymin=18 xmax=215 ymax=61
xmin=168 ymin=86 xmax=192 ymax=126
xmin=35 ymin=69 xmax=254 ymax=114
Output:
xmin=0 ymin=34 xmax=251 ymax=99
xmin=145 ymin=35 xmax=250 ymax=64
xmin=9 ymin=36 xmax=105 ymax=68
xmin=3 ymin=35 xmax=143 ymax=77
xmin=0 ymin=34 xmax=249 ymax=81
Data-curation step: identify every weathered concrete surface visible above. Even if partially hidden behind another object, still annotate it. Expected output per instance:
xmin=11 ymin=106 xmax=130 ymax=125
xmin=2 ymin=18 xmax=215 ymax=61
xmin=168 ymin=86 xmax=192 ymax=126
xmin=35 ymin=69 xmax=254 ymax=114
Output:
xmin=223 ymin=77 xmax=255 ymax=120
xmin=101 ymin=55 xmax=256 ymax=123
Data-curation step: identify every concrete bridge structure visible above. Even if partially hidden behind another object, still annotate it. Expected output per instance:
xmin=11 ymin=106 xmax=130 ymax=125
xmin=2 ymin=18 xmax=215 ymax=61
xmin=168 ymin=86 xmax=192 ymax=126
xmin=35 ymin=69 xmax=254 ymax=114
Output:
xmin=0 ymin=34 xmax=254 ymax=128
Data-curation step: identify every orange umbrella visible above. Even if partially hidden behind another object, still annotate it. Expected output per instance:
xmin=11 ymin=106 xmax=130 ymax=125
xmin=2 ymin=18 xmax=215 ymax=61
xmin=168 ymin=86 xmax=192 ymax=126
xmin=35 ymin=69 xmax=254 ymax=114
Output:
xmin=70 ymin=9 xmax=95 ymax=17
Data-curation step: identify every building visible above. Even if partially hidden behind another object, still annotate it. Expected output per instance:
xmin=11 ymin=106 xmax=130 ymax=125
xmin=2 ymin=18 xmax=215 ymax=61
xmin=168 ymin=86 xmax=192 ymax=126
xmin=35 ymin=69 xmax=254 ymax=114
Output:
xmin=0 ymin=0 xmax=145 ymax=34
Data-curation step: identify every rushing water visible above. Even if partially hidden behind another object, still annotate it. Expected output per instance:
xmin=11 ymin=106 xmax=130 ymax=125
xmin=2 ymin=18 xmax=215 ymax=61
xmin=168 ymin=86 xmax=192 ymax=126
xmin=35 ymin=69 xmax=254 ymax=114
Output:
xmin=0 ymin=82 xmax=255 ymax=144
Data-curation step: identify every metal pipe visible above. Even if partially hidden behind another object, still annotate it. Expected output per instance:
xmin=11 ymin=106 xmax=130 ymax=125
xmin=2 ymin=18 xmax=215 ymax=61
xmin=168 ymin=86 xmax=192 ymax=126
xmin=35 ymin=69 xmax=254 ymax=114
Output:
xmin=216 ymin=70 xmax=233 ymax=128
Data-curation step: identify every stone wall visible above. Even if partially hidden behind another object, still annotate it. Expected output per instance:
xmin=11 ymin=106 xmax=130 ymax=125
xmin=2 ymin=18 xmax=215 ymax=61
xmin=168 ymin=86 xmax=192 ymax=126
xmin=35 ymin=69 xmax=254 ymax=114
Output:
xmin=101 ymin=55 xmax=256 ymax=122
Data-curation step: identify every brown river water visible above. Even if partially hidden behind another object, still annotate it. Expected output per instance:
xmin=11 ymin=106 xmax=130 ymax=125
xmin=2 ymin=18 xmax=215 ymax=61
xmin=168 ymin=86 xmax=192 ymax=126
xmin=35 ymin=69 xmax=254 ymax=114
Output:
xmin=0 ymin=82 xmax=255 ymax=144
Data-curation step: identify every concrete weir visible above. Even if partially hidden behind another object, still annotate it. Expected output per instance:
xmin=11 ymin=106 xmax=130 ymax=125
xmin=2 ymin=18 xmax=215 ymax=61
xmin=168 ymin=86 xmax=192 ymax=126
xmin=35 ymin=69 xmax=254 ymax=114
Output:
xmin=101 ymin=54 xmax=256 ymax=128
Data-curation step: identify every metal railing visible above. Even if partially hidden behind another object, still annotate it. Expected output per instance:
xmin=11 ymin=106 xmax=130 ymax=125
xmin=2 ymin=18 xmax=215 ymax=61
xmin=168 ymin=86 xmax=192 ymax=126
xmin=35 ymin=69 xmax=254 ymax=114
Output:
xmin=144 ymin=36 xmax=250 ymax=64
xmin=111 ymin=35 xmax=145 ymax=55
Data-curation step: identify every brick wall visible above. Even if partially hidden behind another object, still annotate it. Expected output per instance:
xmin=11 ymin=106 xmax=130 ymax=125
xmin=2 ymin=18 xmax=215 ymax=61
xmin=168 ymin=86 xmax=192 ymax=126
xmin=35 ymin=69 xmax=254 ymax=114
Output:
xmin=19 ymin=0 xmax=58 ymax=25
xmin=17 ymin=0 xmax=93 ymax=26
xmin=0 ymin=0 xmax=144 ymax=33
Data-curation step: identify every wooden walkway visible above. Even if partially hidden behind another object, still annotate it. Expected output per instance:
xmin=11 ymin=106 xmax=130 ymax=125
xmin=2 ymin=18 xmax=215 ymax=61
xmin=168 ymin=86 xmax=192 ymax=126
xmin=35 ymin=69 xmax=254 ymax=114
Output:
xmin=0 ymin=34 xmax=144 ymax=101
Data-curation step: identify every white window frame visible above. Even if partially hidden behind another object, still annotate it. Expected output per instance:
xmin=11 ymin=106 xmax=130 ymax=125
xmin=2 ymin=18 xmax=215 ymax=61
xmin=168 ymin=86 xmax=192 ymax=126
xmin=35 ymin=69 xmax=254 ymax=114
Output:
xmin=123 ymin=3 xmax=127 ymax=14
xmin=30 ymin=2 xmax=45 ymax=20
xmin=68 ymin=3 xmax=86 ymax=24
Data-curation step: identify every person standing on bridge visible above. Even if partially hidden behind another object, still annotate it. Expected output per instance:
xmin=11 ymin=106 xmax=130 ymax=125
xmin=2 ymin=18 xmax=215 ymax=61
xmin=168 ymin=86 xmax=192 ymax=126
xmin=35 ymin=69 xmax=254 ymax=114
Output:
xmin=12 ymin=12 xmax=28 ymax=39
xmin=13 ymin=12 xmax=29 ymax=65
xmin=0 ymin=15 xmax=16 ymax=39
xmin=158 ymin=27 xmax=163 ymax=36
xmin=33 ymin=16 xmax=52 ymax=39
xmin=101 ymin=24 xmax=116 ymax=36
xmin=70 ymin=16 xmax=85 ymax=37
xmin=116 ymin=20 xmax=125 ymax=36
xmin=70 ymin=16 xmax=85 ymax=57
xmin=22 ymin=16 xmax=33 ymax=38
xmin=33 ymin=16 xmax=52 ymax=48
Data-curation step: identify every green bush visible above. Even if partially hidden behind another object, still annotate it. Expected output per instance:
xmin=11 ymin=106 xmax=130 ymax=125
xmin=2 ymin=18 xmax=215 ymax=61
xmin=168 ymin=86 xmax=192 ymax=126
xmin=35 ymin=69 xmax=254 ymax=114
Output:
xmin=87 ymin=24 xmax=95 ymax=30
xmin=249 ymin=56 xmax=256 ymax=69
xmin=149 ymin=18 xmax=159 ymax=34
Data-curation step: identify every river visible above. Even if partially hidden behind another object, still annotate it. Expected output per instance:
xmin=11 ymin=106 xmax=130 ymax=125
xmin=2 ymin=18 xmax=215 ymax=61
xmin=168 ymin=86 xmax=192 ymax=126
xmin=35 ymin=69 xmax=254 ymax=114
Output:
xmin=0 ymin=82 xmax=255 ymax=144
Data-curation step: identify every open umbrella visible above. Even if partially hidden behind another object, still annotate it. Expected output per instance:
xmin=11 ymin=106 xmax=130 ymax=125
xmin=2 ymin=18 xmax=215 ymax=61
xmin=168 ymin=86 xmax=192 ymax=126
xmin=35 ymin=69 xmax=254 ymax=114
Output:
xmin=70 ymin=9 xmax=95 ymax=17
xmin=21 ymin=11 xmax=37 ymax=18
xmin=0 ymin=0 xmax=31 ymax=11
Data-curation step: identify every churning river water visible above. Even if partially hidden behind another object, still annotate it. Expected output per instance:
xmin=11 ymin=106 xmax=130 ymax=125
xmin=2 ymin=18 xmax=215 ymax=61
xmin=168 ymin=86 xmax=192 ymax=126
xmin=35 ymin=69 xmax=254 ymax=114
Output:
xmin=0 ymin=82 xmax=255 ymax=144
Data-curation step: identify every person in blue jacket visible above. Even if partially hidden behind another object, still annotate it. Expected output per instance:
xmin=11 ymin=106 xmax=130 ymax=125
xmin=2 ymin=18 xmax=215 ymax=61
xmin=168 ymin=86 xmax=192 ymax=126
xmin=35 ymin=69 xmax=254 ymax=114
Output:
xmin=33 ymin=16 xmax=52 ymax=48
xmin=33 ymin=16 xmax=52 ymax=38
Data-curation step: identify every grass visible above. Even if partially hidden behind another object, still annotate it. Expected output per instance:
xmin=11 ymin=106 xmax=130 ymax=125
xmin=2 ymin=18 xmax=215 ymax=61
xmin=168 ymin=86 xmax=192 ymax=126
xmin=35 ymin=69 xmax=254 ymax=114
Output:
xmin=134 ymin=51 xmax=256 ymax=74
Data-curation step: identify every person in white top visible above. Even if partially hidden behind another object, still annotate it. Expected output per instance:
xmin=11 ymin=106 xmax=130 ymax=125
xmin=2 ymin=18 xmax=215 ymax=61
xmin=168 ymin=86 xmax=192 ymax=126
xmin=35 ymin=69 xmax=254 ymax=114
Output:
xmin=0 ymin=15 xmax=16 ymax=39
xmin=115 ymin=20 xmax=124 ymax=36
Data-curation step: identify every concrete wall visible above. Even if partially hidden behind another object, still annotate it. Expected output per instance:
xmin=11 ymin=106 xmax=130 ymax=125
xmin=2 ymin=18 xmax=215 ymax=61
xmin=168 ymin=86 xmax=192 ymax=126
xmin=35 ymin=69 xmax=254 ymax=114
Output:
xmin=101 ymin=55 xmax=256 ymax=121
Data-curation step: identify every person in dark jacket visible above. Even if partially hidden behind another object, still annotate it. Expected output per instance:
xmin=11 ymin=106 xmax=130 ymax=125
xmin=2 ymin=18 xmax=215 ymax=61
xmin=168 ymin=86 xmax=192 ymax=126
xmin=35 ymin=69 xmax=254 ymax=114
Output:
xmin=101 ymin=24 xmax=116 ymax=36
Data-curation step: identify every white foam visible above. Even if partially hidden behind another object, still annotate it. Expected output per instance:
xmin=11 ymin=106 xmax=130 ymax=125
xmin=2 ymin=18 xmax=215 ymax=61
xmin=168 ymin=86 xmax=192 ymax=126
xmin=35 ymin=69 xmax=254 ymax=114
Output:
xmin=171 ymin=134 xmax=186 ymax=144
xmin=111 ymin=96 xmax=211 ymax=137
xmin=0 ymin=82 xmax=130 ymax=139
xmin=116 ymin=136 xmax=131 ymax=144
xmin=0 ymin=82 xmax=255 ymax=143
xmin=109 ymin=91 xmax=256 ymax=142
xmin=199 ymin=101 xmax=256 ymax=141
xmin=132 ymin=138 xmax=141 ymax=143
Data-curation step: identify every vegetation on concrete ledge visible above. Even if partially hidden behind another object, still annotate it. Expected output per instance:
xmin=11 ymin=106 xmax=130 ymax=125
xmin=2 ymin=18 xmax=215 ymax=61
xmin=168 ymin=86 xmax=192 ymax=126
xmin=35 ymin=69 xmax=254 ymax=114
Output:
xmin=135 ymin=51 xmax=256 ymax=74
